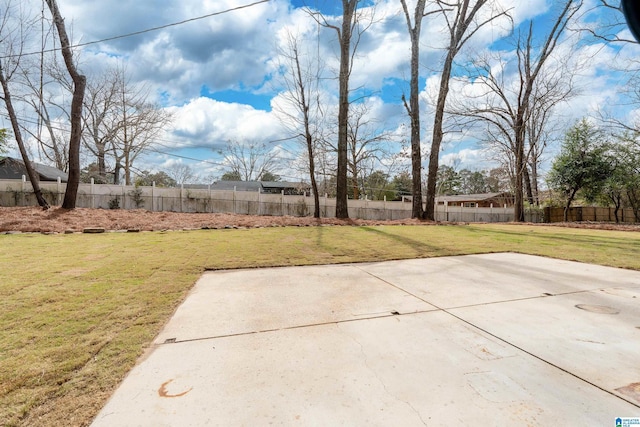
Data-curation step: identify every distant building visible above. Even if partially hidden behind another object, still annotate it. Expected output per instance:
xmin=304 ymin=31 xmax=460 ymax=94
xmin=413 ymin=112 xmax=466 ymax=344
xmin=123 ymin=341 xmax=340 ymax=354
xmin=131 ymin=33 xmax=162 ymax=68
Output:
xmin=259 ymin=181 xmax=310 ymax=195
xmin=436 ymin=192 xmax=514 ymax=208
xmin=0 ymin=157 xmax=68 ymax=182
xmin=185 ymin=180 xmax=311 ymax=195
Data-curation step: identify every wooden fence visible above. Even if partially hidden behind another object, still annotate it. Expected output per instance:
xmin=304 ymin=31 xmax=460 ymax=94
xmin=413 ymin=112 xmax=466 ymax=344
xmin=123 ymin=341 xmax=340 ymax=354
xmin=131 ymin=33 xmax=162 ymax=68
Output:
xmin=0 ymin=178 xmax=543 ymax=223
xmin=543 ymin=206 xmax=639 ymax=223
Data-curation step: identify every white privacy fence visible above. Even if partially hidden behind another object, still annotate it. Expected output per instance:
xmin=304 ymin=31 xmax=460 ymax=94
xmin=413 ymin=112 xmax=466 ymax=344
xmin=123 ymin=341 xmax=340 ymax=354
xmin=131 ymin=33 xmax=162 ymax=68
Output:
xmin=0 ymin=178 xmax=543 ymax=223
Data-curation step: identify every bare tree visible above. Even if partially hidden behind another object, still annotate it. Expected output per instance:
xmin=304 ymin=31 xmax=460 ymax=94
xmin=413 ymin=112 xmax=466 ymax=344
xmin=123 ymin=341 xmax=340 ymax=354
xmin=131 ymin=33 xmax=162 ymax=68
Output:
xmin=113 ymin=101 xmax=171 ymax=186
xmin=82 ymin=67 xmax=125 ymax=182
xmin=400 ymin=0 xmax=435 ymax=218
xmin=19 ymin=53 xmax=71 ymax=172
xmin=314 ymin=144 xmax=338 ymax=196
xmin=453 ymin=0 xmax=582 ymax=221
xmin=273 ymin=31 xmax=323 ymax=218
xmin=468 ymin=64 xmax=575 ymax=206
xmin=423 ymin=0 xmax=510 ymax=221
xmin=344 ymin=102 xmax=392 ymax=199
xmin=166 ymin=163 xmax=196 ymax=185
xmin=597 ymin=68 xmax=640 ymax=138
xmin=45 ymin=0 xmax=86 ymax=209
xmin=87 ymin=66 xmax=172 ymax=185
xmin=582 ymin=0 xmax=638 ymax=44
xmin=524 ymin=72 xmax=575 ymax=204
xmin=0 ymin=0 xmax=49 ymax=208
xmin=219 ymin=139 xmax=281 ymax=181
xmin=309 ymin=1 xmax=372 ymax=218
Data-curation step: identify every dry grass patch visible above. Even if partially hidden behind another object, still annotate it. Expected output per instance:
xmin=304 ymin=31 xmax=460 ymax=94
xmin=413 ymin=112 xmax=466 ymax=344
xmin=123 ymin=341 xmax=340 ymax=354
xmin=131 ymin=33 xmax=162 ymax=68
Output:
xmin=0 ymin=224 xmax=639 ymax=426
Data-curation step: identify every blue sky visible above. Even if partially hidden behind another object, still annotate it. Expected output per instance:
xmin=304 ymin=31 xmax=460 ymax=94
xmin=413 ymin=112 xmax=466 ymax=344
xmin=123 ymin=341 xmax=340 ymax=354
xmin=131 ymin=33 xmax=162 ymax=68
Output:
xmin=3 ymin=0 xmax=640 ymax=183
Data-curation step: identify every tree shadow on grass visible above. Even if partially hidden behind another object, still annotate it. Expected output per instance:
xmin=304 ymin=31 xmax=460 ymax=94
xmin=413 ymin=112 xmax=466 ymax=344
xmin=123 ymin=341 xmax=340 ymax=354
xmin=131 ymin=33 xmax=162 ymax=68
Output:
xmin=359 ymin=226 xmax=458 ymax=258
xmin=479 ymin=227 xmax=638 ymax=248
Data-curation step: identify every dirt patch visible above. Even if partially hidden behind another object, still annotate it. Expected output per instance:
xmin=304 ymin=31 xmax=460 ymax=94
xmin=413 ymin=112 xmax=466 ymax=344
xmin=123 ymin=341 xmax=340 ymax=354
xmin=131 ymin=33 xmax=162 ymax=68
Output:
xmin=0 ymin=207 xmax=638 ymax=233
xmin=0 ymin=207 xmax=433 ymax=233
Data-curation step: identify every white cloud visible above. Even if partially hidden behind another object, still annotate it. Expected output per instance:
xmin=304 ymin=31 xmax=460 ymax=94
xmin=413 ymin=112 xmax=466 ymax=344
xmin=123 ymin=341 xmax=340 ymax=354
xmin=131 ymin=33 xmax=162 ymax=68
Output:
xmin=440 ymin=148 xmax=490 ymax=170
xmin=5 ymin=0 xmax=639 ymax=180
xmin=165 ymin=97 xmax=282 ymax=148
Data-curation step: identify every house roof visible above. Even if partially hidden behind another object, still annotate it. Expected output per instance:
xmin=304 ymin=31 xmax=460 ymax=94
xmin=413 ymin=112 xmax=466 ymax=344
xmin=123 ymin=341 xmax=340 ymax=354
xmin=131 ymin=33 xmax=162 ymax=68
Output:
xmin=261 ymin=181 xmax=310 ymax=190
xmin=436 ymin=192 xmax=512 ymax=203
xmin=209 ymin=181 xmax=310 ymax=192
xmin=0 ymin=157 xmax=68 ymax=182
xmin=211 ymin=181 xmax=263 ymax=191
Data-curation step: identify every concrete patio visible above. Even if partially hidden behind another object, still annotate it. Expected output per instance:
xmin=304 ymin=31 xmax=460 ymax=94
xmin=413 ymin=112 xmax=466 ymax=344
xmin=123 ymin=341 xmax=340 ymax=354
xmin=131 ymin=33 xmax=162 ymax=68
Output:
xmin=91 ymin=253 xmax=640 ymax=426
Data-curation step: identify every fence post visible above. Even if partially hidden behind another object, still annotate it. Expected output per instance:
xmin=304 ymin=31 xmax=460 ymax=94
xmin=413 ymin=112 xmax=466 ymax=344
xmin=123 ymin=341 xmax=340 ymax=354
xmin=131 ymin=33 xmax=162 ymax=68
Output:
xmin=152 ymin=182 xmax=156 ymax=212
xmin=58 ymin=177 xmax=63 ymax=206
xmin=490 ymin=203 xmax=494 ymax=223
xmin=325 ymin=193 xmax=328 ymax=217
xmin=258 ymin=187 xmax=262 ymax=216
xmin=91 ymin=177 xmax=95 ymax=208
xmin=208 ymin=184 xmax=212 ymax=213
xmin=363 ymin=195 xmax=368 ymax=220
xmin=121 ymin=182 xmax=126 ymax=209
xmin=384 ymin=195 xmax=388 ymax=220
xmin=180 ymin=184 xmax=184 ymax=213
xmin=233 ymin=186 xmax=237 ymax=214
xmin=281 ymin=189 xmax=285 ymax=216
xmin=21 ymin=175 xmax=26 ymax=206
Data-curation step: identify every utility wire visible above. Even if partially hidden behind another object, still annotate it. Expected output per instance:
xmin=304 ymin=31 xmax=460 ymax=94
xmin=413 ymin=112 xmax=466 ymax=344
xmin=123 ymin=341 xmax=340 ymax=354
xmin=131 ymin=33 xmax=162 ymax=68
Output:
xmin=0 ymin=0 xmax=271 ymax=59
xmin=1 ymin=111 xmax=302 ymax=174
xmin=2 ymin=111 xmax=401 ymax=188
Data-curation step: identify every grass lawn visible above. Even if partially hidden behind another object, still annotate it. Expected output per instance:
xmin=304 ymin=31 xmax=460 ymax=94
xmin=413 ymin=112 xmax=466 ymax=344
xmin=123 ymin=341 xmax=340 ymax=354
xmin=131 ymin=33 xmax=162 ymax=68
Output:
xmin=1 ymin=223 xmax=639 ymax=426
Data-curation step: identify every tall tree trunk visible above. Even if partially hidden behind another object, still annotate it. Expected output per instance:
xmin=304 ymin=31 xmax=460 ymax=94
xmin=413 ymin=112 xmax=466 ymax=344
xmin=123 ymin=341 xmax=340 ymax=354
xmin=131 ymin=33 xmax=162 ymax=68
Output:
xmin=400 ymin=0 xmax=426 ymax=219
xmin=514 ymin=113 xmax=526 ymax=222
xmin=114 ymin=163 xmax=121 ymax=185
xmin=351 ymin=173 xmax=360 ymax=200
xmin=349 ymin=144 xmax=359 ymax=199
xmin=125 ymin=147 xmax=131 ymax=185
xmin=514 ymin=2 xmax=578 ymax=221
xmin=613 ymin=195 xmax=621 ymax=223
xmin=292 ymin=41 xmax=321 ymax=218
xmin=530 ymin=159 xmax=540 ymax=205
xmin=425 ymin=52 xmax=453 ymax=220
xmin=335 ymin=1 xmax=358 ymax=219
xmin=46 ymin=0 xmax=86 ymax=209
xmin=308 ymin=151 xmax=320 ymax=218
xmin=523 ymin=163 xmax=534 ymax=205
xmin=303 ymin=100 xmax=320 ymax=216
xmin=424 ymin=0 xmax=501 ymax=220
xmin=563 ymin=188 xmax=578 ymax=222
xmin=0 ymin=65 xmax=50 ymax=209
xmin=97 ymin=144 xmax=106 ymax=178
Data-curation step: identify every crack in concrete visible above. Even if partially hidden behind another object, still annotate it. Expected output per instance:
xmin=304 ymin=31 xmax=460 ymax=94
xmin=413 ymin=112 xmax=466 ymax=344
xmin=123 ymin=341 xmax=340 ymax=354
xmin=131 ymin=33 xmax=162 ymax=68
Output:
xmin=340 ymin=326 xmax=428 ymax=426
xmin=352 ymin=264 xmax=602 ymax=311
xmin=354 ymin=264 xmax=640 ymax=411
xmin=156 ymin=311 xmax=433 ymax=346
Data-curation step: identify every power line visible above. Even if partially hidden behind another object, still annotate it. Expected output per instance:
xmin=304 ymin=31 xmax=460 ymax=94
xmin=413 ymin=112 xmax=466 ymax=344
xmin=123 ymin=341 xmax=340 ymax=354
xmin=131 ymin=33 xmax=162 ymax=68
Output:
xmin=1 ymin=112 xmax=296 ymax=157
xmin=2 ymin=111 xmax=402 ymax=185
xmin=0 ymin=0 xmax=271 ymax=59
xmin=1 ymin=111 xmax=304 ymax=175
